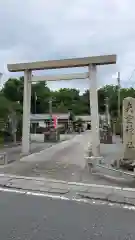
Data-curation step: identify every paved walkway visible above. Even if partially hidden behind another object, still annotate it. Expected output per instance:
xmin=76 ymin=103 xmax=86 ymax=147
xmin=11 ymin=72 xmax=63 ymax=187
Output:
xmin=0 ymin=142 xmax=54 ymax=163
xmin=0 ymin=132 xmax=89 ymax=180
xmin=0 ymin=134 xmax=74 ymax=163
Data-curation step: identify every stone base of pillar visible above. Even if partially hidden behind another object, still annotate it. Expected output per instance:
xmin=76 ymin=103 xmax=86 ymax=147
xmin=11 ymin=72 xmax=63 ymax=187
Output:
xmin=123 ymin=147 xmax=135 ymax=161
xmin=86 ymin=156 xmax=104 ymax=166
xmin=85 ymin=155 xmax=104 ymax=173
xmin=111 ymin=151 xmax=135 ymax=171
xmin=119 ymin=158 xmax=135 ymax=171
xmin=117 ymin=148 xmax=135 ymax=171
xmin=87 ymin=143 xmax=92 ymax=157
xmin=92 ymin=144 xmax=100 ymax=157
xmin=116 ymin=147 xmax=135 ymax=171
xmin=111 ymin=159 xmax=120 ymax=169
xmin=85 ymin=143 xmax=103 ymax=172
xmin=87 ymin=143 xmax=100 ymax=158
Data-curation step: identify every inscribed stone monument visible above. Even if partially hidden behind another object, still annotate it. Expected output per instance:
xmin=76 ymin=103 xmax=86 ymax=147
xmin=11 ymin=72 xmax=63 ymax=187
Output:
xmin=123 ymin=97 xmax=135 ymax=161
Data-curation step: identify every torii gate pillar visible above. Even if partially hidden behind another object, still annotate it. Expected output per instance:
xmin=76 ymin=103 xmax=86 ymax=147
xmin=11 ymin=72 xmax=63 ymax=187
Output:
xmin=22 ymin=70 xmax=32 ymax=154
xmin=89 ymin=64 xmax=100 ymax=156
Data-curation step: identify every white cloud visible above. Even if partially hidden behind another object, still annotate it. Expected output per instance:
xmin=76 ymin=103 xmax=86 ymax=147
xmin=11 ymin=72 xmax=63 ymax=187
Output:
xmin=0 ymin=0 xmax=135 ymax=91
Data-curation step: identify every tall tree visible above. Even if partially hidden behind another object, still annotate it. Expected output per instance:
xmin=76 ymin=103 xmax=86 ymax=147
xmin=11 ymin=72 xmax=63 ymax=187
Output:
xmin=3 ymin=77 xmax=24 ymax=103
xmin=31 ymin=82 xmax=50 ymax=113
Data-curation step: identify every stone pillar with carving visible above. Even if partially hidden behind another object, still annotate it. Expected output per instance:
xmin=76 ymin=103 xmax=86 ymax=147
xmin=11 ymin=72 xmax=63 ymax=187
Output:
xmin=123 ymin=97 xmax=135 ymax=161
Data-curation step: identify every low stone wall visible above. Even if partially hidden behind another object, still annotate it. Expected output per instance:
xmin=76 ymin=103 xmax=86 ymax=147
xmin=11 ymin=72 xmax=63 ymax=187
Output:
xmin=0 ymin=152 xmax=8 ymax=165
xmin=44 ymin=130 xmax=60 ymax=142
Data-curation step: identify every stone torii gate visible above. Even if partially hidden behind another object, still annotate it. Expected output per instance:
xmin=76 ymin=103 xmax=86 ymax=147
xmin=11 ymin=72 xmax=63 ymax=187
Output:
xmin=7 ymin=54 xmax=116 ymax=156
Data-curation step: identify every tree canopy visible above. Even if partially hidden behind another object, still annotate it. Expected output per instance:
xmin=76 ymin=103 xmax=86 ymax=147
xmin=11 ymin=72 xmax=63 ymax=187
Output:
xmin=0 ymin=76 xmax=135 ymax=119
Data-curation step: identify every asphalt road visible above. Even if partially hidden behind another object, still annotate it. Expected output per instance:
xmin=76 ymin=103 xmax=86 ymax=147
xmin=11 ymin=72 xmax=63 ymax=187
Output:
xmin=0 ymin=190 xmax=135 ymax=239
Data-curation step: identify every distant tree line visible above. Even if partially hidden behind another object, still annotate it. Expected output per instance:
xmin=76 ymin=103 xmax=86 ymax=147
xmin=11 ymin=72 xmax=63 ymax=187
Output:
xmin=1 ymin=76 xmax=135 ymax=124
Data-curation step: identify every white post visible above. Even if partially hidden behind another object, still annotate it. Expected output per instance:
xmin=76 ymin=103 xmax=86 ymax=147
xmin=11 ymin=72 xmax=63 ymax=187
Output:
xmin=89 ymin=64 xmax=100 ymax=156
xmin=22 ymin=70 xmax=32 ymax=154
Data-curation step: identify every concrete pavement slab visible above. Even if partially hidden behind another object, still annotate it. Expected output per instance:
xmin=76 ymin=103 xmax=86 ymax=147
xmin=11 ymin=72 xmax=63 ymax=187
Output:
xmin=0 ymin=176 xmax=12 ymax=186
xmin=107 ymin=194 xmax=126 ymax=204
xmin=48 ymin=188 xmax=69 ymax=194
xmin=1 ymin=174 xmax=135 ymax=206
xmin=78 ymin=192 xmax=108 ymax=201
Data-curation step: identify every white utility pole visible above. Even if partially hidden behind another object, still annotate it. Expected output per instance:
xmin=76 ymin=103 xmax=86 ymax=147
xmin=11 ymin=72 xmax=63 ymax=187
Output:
xmin=0 ymin=73 xmax=3 ymax=87
xmin=105 ymin=97 xmax=110 ymax=125
xmin=117 ymin=71 xmax=121 ymax=118
xmin=34 ymin=92 xmax=37 ymax=134
xmin=49 ymin=98 xmax=53 ymax=127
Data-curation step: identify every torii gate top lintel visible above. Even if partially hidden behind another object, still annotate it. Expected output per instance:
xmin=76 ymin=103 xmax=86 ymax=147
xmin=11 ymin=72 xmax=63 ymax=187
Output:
xmin=7 ymin=54 xmax=116 ymax=72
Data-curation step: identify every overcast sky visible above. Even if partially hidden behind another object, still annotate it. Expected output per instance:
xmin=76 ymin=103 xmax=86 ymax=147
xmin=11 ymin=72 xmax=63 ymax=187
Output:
xmin=0 ymin=0 xmax=135 ymax=92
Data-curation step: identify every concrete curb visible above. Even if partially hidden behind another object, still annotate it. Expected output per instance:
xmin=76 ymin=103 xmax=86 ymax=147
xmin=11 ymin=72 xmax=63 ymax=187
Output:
xmin=0 ymin=173 xmax=135 ymax=205
xmin=91 ymin=172 xmax=135 ymax=184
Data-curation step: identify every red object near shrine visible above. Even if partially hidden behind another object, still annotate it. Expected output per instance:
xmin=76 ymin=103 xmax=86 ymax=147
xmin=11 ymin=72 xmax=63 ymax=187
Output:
xmin=53 ymin=116 xmax=58 ymax=129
